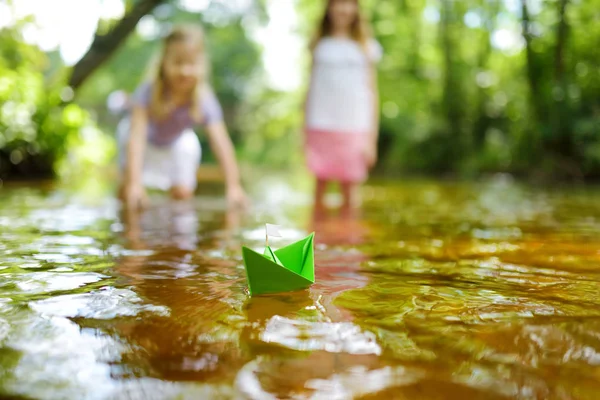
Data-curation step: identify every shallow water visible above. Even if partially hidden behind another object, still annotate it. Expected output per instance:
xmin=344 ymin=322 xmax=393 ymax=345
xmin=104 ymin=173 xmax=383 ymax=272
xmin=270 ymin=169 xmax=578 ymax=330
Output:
xmin=1 ymin=176 xmax=600 ymax=399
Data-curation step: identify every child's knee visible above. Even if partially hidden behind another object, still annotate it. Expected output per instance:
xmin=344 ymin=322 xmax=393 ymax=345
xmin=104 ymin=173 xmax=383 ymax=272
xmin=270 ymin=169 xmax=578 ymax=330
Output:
xmin=173 ymin=130 xmax=201 ymax=159
xmin=170 ymin=185 xmax=194 ymax=200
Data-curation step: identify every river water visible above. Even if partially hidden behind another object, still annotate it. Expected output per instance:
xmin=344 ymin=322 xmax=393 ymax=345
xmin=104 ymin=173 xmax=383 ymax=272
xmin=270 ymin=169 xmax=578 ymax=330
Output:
xmin=1 ymin=175 xmax=600 ymax=399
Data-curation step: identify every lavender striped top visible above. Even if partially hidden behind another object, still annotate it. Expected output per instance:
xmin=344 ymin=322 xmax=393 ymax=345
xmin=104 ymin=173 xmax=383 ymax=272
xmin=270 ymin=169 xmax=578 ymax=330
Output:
xmin=131 ymin=82 xmax=224 ymax=146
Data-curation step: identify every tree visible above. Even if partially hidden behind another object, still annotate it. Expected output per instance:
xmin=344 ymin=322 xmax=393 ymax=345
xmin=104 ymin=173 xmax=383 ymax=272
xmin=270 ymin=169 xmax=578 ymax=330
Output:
xmin=68 ymin=0 xmax=168 ymax=91
xmin=552 ymin=0 xmax=571 ymax=157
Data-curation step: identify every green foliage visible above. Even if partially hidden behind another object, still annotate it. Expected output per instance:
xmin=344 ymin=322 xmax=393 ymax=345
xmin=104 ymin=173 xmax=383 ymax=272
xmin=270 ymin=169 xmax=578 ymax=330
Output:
xmin=293 ymin=0 xmax=600 ymax=180
xmin=0 ymin=24 xmax=105 ymax=180
xmin=2 ymin=0 xmax=600 ymax=181
xmin=77 ymin=2 xmax=264 ymax=155
xmin=238 ymin=88 xmax=304 ymax=168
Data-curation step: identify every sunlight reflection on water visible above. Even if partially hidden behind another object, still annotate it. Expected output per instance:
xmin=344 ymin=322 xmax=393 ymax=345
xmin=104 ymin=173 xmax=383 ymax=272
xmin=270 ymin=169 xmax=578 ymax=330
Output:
xmin=1 ymin=178 xmax=600 ymax=399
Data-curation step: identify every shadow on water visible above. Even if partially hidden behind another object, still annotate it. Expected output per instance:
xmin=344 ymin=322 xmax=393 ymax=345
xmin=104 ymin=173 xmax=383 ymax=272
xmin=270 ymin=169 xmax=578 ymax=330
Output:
xmin=1 ymin=176 xmax=600 ymax=399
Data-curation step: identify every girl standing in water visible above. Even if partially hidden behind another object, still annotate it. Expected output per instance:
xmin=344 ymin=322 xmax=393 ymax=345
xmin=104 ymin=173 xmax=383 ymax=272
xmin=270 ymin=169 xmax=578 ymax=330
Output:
xmin=118 ymin=24 xmax=247 ymax=210
xmin=304 ymin=0 xmax=382 ymax=217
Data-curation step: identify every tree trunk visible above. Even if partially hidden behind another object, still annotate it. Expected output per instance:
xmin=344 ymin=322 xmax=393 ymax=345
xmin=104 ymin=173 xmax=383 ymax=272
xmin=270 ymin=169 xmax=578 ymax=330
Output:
xmin=521 ymin=0 xmax=541 ymax=112
xmin=440 ymin=0 xmax=466 ymax=167
xmin=554 ymin=0 xmax=568 ymax=82
xmin=472 ymin=0 xmax=500 ymax=149
xmin=520 ymin=0 xmax=544 ymax=154
xmin=553 ymin=0 xmax=571 ymax=156
xmin=407 ymin=0 xmax=422 ymax=77
xmin=68 ymin=0 xmax=167 ymax=91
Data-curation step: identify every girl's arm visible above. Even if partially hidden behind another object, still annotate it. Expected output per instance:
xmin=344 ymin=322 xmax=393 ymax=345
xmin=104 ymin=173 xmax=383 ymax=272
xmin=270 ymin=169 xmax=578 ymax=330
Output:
xmin=369 ymin=63 xmax=380 ymax=151
xmin=204 ymin=121 xmax=248 ymax=208
xmin=366 ymin=38 xmax=382 ymax=167
xmin=302 ymin=56 xmax=316 ymax=133
xmin=363 ymin=63 xmax=380 ymax=168
xmin=123 ymin=105 xmax=149 ymax=209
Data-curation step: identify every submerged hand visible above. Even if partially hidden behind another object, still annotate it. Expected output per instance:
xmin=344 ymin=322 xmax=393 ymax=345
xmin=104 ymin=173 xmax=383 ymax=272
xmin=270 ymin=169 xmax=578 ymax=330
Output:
xmin=227 ymin=184 xmax=250 ymax=210
xmin=123 ymin=185 xmax=148 ymax=211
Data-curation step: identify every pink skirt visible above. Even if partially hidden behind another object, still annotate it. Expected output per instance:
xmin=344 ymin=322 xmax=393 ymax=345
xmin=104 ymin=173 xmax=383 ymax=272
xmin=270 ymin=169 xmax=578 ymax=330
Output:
xmin=305 ymin=128 xmax=369 ymax=183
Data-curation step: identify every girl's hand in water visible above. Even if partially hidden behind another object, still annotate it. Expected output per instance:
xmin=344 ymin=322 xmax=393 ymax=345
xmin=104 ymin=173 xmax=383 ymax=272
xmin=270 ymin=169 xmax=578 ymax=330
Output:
xmin=123 ymin=184 xmax=148 ymax=211
xmin=226 ymin=184 xmax=250 ymax=210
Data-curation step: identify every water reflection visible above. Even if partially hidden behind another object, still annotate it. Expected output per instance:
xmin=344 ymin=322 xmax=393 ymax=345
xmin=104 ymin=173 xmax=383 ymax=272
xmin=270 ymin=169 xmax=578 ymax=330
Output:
xmin=1 ymin=178 xmax=600 ymax=398
xmin=112 ymin=202 xmax=379 ymax=398
xmin=238 ymin=290 xmax=386 ymax=400
xmin=111 ymin=201 xmax=246 ymax=381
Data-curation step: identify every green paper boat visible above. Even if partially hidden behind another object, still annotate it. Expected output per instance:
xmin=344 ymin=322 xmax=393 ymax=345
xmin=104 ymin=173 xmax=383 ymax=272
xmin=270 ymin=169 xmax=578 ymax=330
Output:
xmin=242 ymin=232 xmax=315 ymax=296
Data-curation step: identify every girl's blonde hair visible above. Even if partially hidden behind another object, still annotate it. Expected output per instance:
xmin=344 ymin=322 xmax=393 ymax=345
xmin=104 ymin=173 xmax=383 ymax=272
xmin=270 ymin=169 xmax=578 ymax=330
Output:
xmin=310 ymin=0 xmax=372 ymax=52
xmin=148 ymin=24 xmax=208 ymax=123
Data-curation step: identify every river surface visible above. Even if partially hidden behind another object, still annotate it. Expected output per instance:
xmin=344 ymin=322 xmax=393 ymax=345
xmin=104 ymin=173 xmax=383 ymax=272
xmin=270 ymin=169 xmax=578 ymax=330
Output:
xmin=1 ymin=175 xmax=600 ymax=399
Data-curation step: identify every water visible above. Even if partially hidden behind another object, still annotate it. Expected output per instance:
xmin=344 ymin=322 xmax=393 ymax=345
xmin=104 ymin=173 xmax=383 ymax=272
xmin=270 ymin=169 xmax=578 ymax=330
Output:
xmin=1 ymin=176 xmax=600 ymax=399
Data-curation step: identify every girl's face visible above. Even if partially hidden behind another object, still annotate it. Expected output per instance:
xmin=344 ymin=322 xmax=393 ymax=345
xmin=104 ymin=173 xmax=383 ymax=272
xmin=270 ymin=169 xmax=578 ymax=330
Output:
xmin=328 ymin=0 xmax=358 ymax=31
xmin=162 ymin=40 xmax=203 ymax=94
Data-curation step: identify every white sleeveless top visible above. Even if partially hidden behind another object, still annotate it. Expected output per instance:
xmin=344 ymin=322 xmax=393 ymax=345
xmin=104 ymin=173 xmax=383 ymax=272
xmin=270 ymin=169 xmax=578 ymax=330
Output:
xmin=306 ymin=37 xmax=383 ymax=134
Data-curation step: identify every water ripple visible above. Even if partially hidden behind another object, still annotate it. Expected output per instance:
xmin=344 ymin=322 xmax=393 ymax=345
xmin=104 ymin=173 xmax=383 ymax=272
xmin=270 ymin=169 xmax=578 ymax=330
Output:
xmin=2 ymin=180 xmax=600 ymax=399
xmin=30 ymin=287 xmax=170 ymax=319
xmin=261 ymin=316 xmax=381 ymax=355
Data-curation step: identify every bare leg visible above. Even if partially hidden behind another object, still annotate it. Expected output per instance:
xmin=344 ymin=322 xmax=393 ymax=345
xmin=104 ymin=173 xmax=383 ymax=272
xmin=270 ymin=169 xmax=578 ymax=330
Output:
xmin=313 ymin=179 xmax=328 ymax=220
xmin=117 ymin=181 xmax=126 ymax=202
xmin=340 ymin=181 xmax=359 ymax=218
xmin=121 ymin=205 xmax=144 ymax=248
xmin=170 ymin=185 xmax=194 ymax=201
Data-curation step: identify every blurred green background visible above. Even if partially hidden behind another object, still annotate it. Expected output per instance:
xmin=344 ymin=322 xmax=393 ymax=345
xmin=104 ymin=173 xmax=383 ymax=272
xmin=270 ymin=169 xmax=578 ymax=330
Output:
xmin=0 ymin=0 xmax=598 ymax=183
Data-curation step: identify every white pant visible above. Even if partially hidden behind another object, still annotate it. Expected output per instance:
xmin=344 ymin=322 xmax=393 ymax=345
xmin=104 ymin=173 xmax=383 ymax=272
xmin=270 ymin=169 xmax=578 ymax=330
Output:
xmin=117 ymin=119 xmax=201 ymax=191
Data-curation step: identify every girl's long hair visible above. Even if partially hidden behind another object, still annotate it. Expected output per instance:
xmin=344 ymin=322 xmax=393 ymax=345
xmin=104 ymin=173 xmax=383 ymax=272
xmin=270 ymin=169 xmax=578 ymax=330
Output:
xmin=310 ymin=0 xmax=372 ymax=52
xmin=147 ymin=24 xmax=208 ymax=123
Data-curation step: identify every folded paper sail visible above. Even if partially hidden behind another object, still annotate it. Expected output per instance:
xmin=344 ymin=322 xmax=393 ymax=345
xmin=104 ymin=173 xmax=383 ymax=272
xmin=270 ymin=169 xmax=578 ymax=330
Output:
xmin=242 ymin=232 xmax=315 ymax=296
xmin=265 ymin=223 xmax=282 ymax=238
xmin=263 ymin=245 xmax=283 ymax=266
